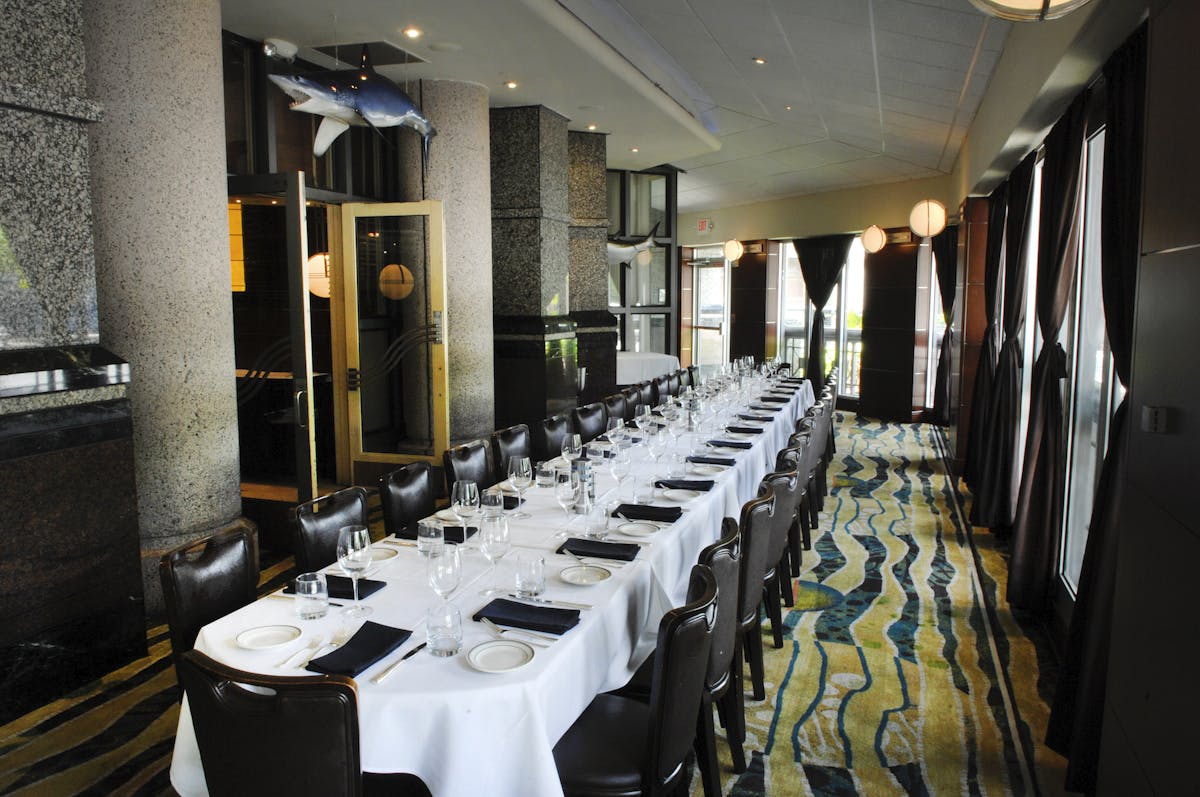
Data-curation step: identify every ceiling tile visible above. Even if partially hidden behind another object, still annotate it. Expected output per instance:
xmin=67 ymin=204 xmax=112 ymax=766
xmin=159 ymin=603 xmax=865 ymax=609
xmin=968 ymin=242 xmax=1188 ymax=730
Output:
xmin=767 ymin=139 xmax=878 ymax=170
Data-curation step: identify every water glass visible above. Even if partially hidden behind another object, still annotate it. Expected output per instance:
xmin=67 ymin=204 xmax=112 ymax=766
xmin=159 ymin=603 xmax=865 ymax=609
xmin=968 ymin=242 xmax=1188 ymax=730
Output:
xmin=293 ymin=572 xmax=328 ymax=620
xmin=536 ymin=461 xmax=555 ymax=488
xmin=481 ymin=489 xmax=504 ymax=517
xmin=416 ymin=521 xmax=444 ymax=557
xmin=426 ymin=604 xmax=462 ymax=658
xmin=668 ymin=452 xmax=688 ymax=478
xmin=514 ymin=552 xmax=545 ymax=598
xmin=584 ymin=503 xmax=610 ymax=540
xmin=633 ymin=479 xmax=655 ymax=504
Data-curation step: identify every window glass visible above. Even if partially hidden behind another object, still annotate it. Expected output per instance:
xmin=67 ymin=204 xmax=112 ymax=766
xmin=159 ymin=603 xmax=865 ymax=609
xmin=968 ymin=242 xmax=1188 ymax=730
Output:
xmin=628 ymin=313 xmax=667 ymax=353
xmin=1012 ymin=159 xmax=1044 ymax=516
xmin=841 ymin=239 xmax=865 ymax=397
xmin=779 ymin=244 xmax=809 ymax=372
xmin=606 ymin=172 xmax=622 ymax=236
xmin=629 ymin=174 xmax=668 ymax=236
xmin=630 ymin=247 xmax=668 ymax=307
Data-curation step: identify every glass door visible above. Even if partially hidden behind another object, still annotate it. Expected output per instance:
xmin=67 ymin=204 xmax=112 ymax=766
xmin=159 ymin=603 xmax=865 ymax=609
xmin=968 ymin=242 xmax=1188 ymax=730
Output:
xmin=692 ymin=257 xmax=729 ymax=376
xmin=339 ymin=200 xmax=448 ymax=485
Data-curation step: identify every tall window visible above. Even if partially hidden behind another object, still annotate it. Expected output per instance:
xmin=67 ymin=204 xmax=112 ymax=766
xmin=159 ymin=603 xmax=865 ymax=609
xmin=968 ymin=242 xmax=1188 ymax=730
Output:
xmin=607 ymin=169 xmax=678 ymax=353
xmin=1012 ymin=159 xmax=1045 ymax=518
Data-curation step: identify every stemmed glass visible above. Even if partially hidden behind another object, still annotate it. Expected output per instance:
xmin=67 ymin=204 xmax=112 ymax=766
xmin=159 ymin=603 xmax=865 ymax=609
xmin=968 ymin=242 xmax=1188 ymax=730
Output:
xmin=427 ymin=543 xmax=461 ymax=605
xmin=554 ymin=468 xmax=580 ymax=538
xmin=605 ymin=417 xmax=625 ymax=449
xmin=561 ymin=434 xmax=583 ymax=462
xmin=478 ymin=515 xmax=511 ymax=596
xmin=336 ymin=525 xmax=373 ymax=618
xmin=451 ymin=480 xmax=480 ymax=547
xmin=647 ymin=429 xmax=668 ymax=465
xmin=508 ymin=456 xmax=533 ymax=518
xmin=609 ymin=449 xmax=631 ymax=487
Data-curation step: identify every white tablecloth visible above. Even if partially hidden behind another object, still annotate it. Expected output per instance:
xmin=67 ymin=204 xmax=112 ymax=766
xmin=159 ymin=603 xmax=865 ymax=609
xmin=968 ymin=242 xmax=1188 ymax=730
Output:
xmin=616 ymin=351 xmax=681 ymax=385
xmin=170 ymin=380 xmax=813 ymax=797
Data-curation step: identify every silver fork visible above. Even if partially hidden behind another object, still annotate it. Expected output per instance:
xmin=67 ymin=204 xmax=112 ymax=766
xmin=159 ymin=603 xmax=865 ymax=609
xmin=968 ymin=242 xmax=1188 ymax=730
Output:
xmin=480 ymin=617 xmax=552 ymax=647
xmin=295 ymin=627 xmax=352 ymax=668
xmin=277 ymin=635 xmax=324 ymax=668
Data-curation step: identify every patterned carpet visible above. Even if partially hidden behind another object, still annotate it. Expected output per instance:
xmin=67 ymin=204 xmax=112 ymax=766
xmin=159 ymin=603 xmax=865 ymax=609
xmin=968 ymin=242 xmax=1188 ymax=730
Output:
xmin=0 ymin=416 xmax=1066 ymax=796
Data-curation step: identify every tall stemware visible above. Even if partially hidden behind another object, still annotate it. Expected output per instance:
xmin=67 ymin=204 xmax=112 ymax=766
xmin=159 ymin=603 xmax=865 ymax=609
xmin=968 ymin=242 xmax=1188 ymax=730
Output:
xmin=336 ymin=525 xmax=373 ymax=618
xmin=427 ymin=543 xmax=461 ymax=605
xmin=554 ymin=467 xmax=580 ymax=538
xmin=508 ymin=456 xmax=533 ymax=518
xmin=561 ymin=434 xmax=583 ymax=462
xmin=450 ymin=480 xmax=480 ymax=548
xmin=478 ymin=515 xmax=511 ymax=597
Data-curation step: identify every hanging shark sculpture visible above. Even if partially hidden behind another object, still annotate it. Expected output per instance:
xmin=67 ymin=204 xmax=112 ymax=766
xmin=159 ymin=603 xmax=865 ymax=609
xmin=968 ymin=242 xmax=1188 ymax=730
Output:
xmin=607 ymin=222 xmax=660 ymax=268
xmin=268 ymin=47 xmax=436 ymax=166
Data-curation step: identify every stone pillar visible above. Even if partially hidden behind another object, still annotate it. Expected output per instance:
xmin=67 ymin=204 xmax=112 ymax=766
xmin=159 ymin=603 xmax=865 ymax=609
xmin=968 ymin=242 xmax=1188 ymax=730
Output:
xmin=84 ymin=0 xmax=250 ymax=613
xmin=491 ymin=106 xmax=578 ymax=427
xmin=399 ymin=80 xmax=494 ymax=443
xmin=568 ymin=132 xmax=617 ymax=403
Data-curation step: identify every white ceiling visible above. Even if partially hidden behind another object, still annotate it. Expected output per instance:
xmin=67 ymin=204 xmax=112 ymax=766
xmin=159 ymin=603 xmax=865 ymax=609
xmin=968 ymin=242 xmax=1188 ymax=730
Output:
xmin=221 ymin=0 xmax=1010 ymax=213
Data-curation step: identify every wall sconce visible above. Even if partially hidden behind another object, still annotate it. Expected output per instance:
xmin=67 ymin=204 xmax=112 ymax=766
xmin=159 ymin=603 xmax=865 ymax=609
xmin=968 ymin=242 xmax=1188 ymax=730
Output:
xmin=968 ymin=0 xmax=1094 ymax=21
xmin=909 ymin=199 xmax=947 ymax=239
xmin=861 ymin=225 xmax=886 ymax=253
xmin=723 ymin=239 xmax=744 ymax=262
xmin=306 ymin=252 xmax=331 ymax=298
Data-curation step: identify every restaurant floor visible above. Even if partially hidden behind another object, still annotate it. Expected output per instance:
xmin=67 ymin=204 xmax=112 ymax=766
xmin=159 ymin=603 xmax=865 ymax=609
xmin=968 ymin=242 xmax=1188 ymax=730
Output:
xmin=0 ymin=416 xmax=1069 ymax=796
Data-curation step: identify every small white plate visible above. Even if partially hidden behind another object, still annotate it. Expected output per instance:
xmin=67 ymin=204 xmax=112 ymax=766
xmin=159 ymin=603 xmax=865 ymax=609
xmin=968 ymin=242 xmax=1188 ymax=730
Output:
xmin=371 ymin=546 xmax=399 ymax=561
xmin=560 ymin=564 xmax=612 ymax=585
xmin=617 ymin=521 xmax=658 ymax=537
xmin=236 ymin=625 xmax=302 ymax=650
xmin=690 ymin=464 xmax=724 ymax=477
xmin=725 ymin=432 xmax=756 ymax=439
xmin=435 ymin=509 xmax=460 ymax=522
xmin=467 ymin=639 xmax=535 ymax=673
xmin=662 ymin=489 xmax=701 ymax=502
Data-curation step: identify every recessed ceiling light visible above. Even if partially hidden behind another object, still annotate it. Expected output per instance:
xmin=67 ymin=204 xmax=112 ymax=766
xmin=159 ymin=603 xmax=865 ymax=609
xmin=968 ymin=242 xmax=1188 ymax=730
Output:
xmin=504 ymin=80 xmax=518 ymax=89
xmin=587 ymin=124 xmax=597 ymax=131
xmin=403 ymin=26 xmax=421 ymax=39
xmin=631 ymin=147 xmax=639 ymax=153
xmin=752 ymin=57 xmax=766 ymax=65
xmin=785 ymin=105 xmax=792 ymax=110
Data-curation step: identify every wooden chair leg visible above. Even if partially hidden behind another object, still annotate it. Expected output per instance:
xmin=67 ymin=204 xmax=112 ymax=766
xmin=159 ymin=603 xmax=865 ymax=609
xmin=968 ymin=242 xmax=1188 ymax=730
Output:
xmin=721 ymin=675 xmax=746 ymax=774
xmin=744 ymin=622 xmax=766 ymax=701
xmin=764 ymin=579 xmax=783 ymax=650
xmin=800 ymin=495 xmax=813 ymax=550
xmin=788 ymin=515 xmax=802 ymax=577
xmin=779 ymin=562 xmax=794 ymax=608
xmin=694 ymin=698 xmax=721 ymax=797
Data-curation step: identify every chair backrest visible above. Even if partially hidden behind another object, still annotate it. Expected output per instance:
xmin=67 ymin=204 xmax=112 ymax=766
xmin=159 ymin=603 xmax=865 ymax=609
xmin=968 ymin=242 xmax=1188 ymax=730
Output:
xmin=677 ymin=368 xmax=691 ymax=390
xmin=533 ymin=413 xmax=573 ymax=463
xmin=645 ymin=565 xmax=717 ymax=792
xmin=636 ymin=381 xmax=654 ymax=407
xmin=378 ymin=462 xmax=436 ymax=539
xmin=601 ymin=394 xmax=627 ymax=426
xmin=178 ymin=650 xmax=363 ymax=797
xmin=491 ymin=424 xmax=531 ymax=477
xmin=667 ymin=371 xmax=681 ymax=397
xmin=698 ymin=518 xmax=741 ymax=692
xmin=293 ymin=487 xmax=370 ymax=574
xmin=572 ymin=402 xmax=607 ymax=443
xmin=651 ymin=374 xmax=671 ymax=406
xmin=160 ymin=523 xmax=258 ymax=666
xmin=687 ymin=365 xmax=699 ymax=388
xmin=443 ymin=439 xmax=495 ymax=493
xmin=736 ymin=488 xmax=776 ymax=626
xmin=620 ymin=386 xmax=641 ymax=420
xmin=759 ymin=468 xmax=800 ymax=566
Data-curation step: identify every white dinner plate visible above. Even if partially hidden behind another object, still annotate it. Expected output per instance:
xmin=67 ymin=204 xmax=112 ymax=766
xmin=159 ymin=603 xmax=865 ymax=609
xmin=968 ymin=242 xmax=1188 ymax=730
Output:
xmin=435 ymin=509 xmax=460 ymax=522
xmin=236 ymin=625 xmax=301 ymax=650
xmin=560 ymin=564 xmax=612 ymax=585
xmin=689 ymin=464 xmax=725 ymax=477
xmin=617 ymin=521 xmax=658 ymax=537
xmin=371 ymin=546 xmax=399 ymax=561
xmin=467 ymin=639 xmax=535 ymax=673
xmin=662 ymin=488 xmax=701 ymax=502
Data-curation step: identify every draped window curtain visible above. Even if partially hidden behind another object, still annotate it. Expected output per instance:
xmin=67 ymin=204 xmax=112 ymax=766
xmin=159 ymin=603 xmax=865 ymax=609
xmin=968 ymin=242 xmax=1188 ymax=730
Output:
xmin=1008 ymin=94 xmax=1088 ymax=611
xmin=970 ymin=152 xmax=1037 ymax=530
xmin=791 ymin=235 xmax=854 ymax=391
xmin=963 ymin=183 xmax=1007 ymax=488
xmin=1047 ymin=25 xmax=1146 ymax=794
xmin=930 ymin=225 xmax=960 ymax=425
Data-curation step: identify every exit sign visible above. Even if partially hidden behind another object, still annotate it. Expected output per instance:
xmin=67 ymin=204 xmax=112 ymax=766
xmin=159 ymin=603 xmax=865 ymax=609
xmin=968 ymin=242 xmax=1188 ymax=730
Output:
xmin=697 ymin=218 xmax=713 ymax=233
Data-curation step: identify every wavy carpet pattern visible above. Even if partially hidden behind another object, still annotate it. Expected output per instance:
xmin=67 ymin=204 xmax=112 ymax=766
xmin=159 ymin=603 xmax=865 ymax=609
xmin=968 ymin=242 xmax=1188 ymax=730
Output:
xmin=0 ymin=417 xmax=1063 ymax=796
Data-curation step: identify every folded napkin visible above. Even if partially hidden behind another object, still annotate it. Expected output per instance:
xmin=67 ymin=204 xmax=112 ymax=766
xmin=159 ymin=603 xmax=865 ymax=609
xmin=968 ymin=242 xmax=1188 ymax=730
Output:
xmin=503 ymin=495 xmax=523 ymax=511
xmin=306 ymin=621 xmax=411 ymax=677
xmin=781 ymin=377 xmax=806 ymax=384
xmin=654 ymin=479 xmax=714 ymax=492
xmin=439 ymin=525 xmax=479 ymax=544
xmin=750 ymin=404 xmax=784 ymax=413
xmin=607 ymin=504 xmax=683 ymax=524
xmin=558 ymin=537 xmax=643 ymax=562
xmin=474 ymin=597 xmax=580 ymax=635
xmin=688 ymin=455 xmax=736 ymax=467
xmin=758 ymin=395 xmax=790 ymax=404
xmin=739 ymin=413 xmax=773 ymax=422
xmin=285 ymin=575 xmax=386 ymax=601
xmin=583 ymin=445 xmax=615 ymax=459
xmin=726 ymin=425 xmax=764 ymax=435
xmin=708 ymin=439 xmax=753 ymax=450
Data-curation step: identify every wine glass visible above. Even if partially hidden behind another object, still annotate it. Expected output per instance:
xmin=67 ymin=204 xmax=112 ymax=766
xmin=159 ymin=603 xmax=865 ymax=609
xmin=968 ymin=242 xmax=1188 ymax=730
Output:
xmin=647 ymin=429 xmax=668 ymax=465
xmin=478 ymin=515 xmax=510 ymax=597
xmin=508 ymin=456 xmax=533 ymax=518
xmin=450 ymin=480 xmax=480 ymax=547
xmin=427 ymin=543 xmax=461 ymax=605
xmin=561 ymin=434 xmax=583 ymax=462
xmin=554 ymin=467 xmax=580 ymax=538
xmin=336 ymin=525 xmax=373 ymax=618
xmin=605 ymin=417 xmax=626 ymax=449
xmin=609 ymin=449 xmax=631 ymax=490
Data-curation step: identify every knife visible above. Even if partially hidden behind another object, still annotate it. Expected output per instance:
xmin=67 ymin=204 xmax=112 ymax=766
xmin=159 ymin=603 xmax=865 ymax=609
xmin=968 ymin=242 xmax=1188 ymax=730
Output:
xmin=505 ymin=593 xmax=592 ymax=610
xmin=370 ymin=642 xmax=428 ymax=684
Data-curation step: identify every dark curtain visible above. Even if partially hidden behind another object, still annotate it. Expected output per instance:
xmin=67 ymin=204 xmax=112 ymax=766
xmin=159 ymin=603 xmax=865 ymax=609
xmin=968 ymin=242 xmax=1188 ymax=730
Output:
xmin=929 ymin=224 xmax=960 ymax=425
xmin=1047 ymin=25 xmax=1146 ymax=794
xmin=1008 ymin=93 xmax=1088 ymax=610
xmin=962 ymin=182 xmax=1007 ymax=488
xmin=971 ymin=151 xmax=1037 ymax=530
xmin=791 ymin=235 xmax=854 ymax=390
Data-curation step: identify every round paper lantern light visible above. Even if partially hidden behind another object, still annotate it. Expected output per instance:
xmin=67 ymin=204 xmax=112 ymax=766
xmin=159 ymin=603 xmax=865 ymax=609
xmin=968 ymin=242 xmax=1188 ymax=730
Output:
xmin=306 ymin=252 xmax=331 ymax=299
xmin=909 ymin=199 xmax=947 ymax=239
xmin=723 ymin=239 xmax=744 ymax=262
xmin=968 ymin=0 xmax=1094 ymax=22
xmin=861 ymin=225 xmax=886 ymax=254
xmin=378 ymin=263 xmax=415 ymax=300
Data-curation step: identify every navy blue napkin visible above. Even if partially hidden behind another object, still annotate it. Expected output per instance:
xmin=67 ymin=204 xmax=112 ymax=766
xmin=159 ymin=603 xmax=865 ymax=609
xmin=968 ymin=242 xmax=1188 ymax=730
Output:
xmin=654 ymin=479 xmax=714 ymax=491
xmin=688 ymin=455 xmax=735 ymax=467
xmin=739 ymin=413 xmax=773 ymax=422
xmin=558 ymin=537 xmax=643 ymax=561
xmin=607 ymin=504 xmax=683 ymax=524
xmin=708 ymin=439 xmax=753 ymax=450
xmin=758 ymin=395 xmax=790 ymax=404
xmin=726 ymin=425 xmax=764 ymax=435
xmin=439 ymin=526 xmax=479 ymax=544
xmin=474 ymin=598 xmax=580 ymax=635
xmin=285 ymin=575 xmax=386 ymax=601
xmin=749 ymin=404 xmax=784 ymax=413
xmin=306 ymin=621 xmax=411 ymax=677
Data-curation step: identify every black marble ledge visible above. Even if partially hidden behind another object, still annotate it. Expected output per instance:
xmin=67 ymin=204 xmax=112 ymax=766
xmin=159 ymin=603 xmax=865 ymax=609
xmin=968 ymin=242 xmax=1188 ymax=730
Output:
xmin=0 ymin=344 xmax=129 ymax=399
xmin=0 ymin=398 xmax=132 ymax=461
xmin=570 ymin=309 xmax=618 ymax=334
xmin=493 ymin=314 xmax=577 ymax=340
xmin=0 ymin=82 xmax=103 ymax=122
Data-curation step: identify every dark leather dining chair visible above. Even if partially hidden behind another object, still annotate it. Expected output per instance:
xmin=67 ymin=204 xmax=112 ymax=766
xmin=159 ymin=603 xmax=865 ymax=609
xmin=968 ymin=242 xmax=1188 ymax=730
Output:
xmin=379 ymin=462 xmax=437 ymax=539
xmin=677 ymin=368 xmax=691 ymax=390
xmin=601 ymin=394 xmax=627 ymax=427
xmin=572 ymin=402 xmax=607 ymax=444
xmin=636 ymin=381 xmax=654 ymax=408
xmin=293 ymin=487 xmax=371 ymax=574
xmin=491 ymin=423 xmax=531 ymax=478
xmin=687 ymin=365 xmax=699 ymax=388
xmin=160 ymin=522 xmax=258 ymax=672
xmin=778 ymin=433 xmax=814 ymax=572
xmin=178 ymin=650 xmax=430 ymax=797
xmin=650 ymin=374 xmax=671 ymax=406
xmin=443 ymin=439 xmax=495 ymax=493
xmin=759 ymin=467 xmax=801 ymax=647
xmin=620 ymin=386 xmax=641 ymax=420
xmin=533 ymin=413 xmax=573 ymax=463
xmin=736 ymin=488 xmax=776 ymax=702
xmin=666 ymin=371 xmax=681 ymax=397
xmin=552 ymin=565 xmax=717 ymax=797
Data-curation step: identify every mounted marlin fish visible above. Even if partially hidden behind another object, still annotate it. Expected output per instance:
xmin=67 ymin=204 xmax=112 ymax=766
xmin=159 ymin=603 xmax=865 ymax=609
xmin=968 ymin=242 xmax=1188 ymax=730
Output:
xmin=268 ymin=46 xmax=435 ymax=166
xmin=607 ymin=222 xmax=660 ymax=269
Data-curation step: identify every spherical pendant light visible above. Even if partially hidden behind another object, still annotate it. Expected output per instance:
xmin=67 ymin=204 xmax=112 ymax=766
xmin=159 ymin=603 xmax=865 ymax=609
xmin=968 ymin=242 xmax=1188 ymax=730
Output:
xmin=723 ymin=239 xmax=744 ymax=262
xmin=909 ymin=199 xmax=947 ymax=239
xmin=969 ymin=0 xmax=1094 ymax=22
xmin=861 ymin=225 xmax=886 ymax=254
xmin=378 ymin=263 xmax=415 ymax=300
xmin=306 ymin=252 xmax=332 ymax=298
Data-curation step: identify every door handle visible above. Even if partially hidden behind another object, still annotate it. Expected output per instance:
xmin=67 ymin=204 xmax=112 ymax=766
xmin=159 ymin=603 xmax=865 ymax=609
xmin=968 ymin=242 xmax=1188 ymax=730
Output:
xmin=294 ymin=389 xmax=309 ymax=430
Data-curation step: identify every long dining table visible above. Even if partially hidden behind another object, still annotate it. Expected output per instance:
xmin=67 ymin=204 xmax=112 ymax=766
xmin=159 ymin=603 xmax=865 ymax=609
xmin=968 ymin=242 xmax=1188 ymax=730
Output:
xmin=170 ymin=380 xmax=814 ymax=797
